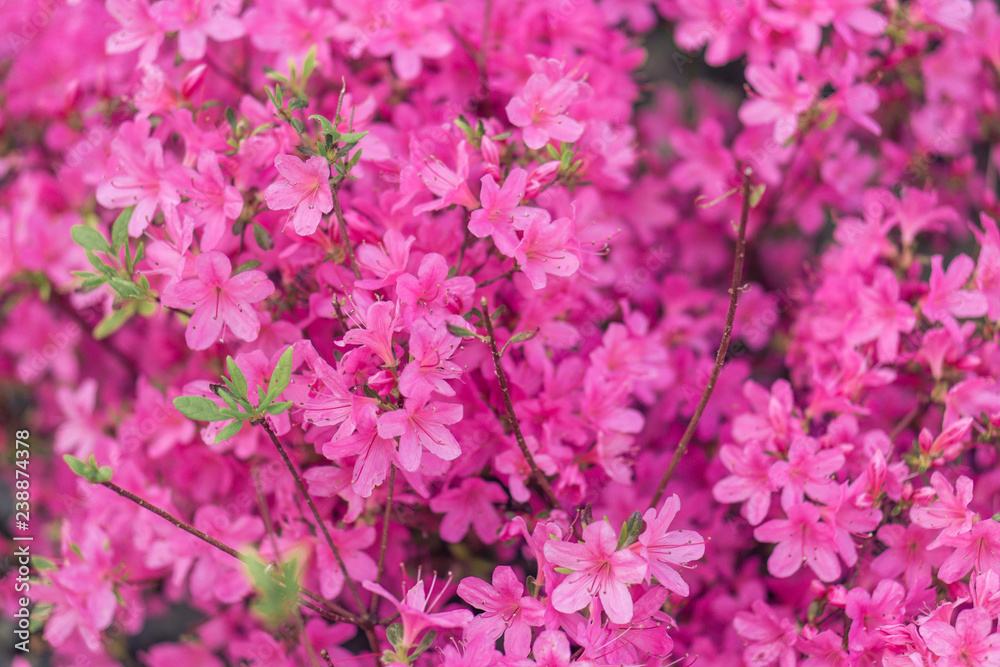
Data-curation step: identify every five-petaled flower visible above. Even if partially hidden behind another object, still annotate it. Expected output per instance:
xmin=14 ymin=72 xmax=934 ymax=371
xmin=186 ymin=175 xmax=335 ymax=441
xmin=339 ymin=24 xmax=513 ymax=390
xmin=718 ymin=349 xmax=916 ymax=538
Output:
xmin=161 ymin=251 xmax=274 ymax=350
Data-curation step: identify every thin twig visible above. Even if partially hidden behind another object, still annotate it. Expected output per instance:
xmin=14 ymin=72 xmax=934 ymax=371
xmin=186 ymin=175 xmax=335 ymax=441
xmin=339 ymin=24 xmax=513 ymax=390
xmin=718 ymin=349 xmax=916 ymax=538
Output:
xmin=649 ymin=167 xmax=755 ymax=510
xmin=258 ymin=420 xmax=367 ymax=616
xmin=481 ymin=299 xmax=562 ymax=512
xmin=98 ymin=480 xmax=363 ymax=625
xmin=370 ymin=466 xmax=396 ymax=617
xmin=332 ymin=187 xmax=362 ymax=279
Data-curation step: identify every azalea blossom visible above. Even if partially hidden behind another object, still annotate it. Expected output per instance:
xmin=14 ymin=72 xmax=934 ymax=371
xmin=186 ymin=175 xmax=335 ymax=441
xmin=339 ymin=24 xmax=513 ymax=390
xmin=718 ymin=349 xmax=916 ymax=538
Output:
xmin=160 ymin=251 xmax=274 ymax=349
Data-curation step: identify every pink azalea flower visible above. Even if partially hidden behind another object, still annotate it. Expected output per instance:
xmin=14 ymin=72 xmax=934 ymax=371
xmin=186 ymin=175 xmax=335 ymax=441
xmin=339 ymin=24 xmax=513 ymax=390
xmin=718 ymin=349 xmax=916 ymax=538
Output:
xmin=457 ymin=566 xmax=546 ymax=658
xmin=185 ymin=149 xmax=244 ymax=251
xmin=403 ymin=133 xmax=478 ymax=214
xmin=845 ymin=580 xmax=905 ymax=651
xmin=160 ymin=251 xmax=274 ymax=350
xmin=469 ymin=169 xmax=537 ymax=255
xmin=910 ymin=472 xmax=979 ymax=544
xmin=768 ymin=436 xmax=845 ymax=509
xmin=376 ymin=394 xmax=462 ymax=470
xmin=263 ymin=154 xmax=334 ymax=236
xmin=341 ymin=300 xmax=401 ymax=368
xmin=871 ymin=523 xmax=945 ymax=589
xmin=530 ymin=630 xmax=595 ymax=667
xmin=935 ymin=519 xmax=1000 ymax=584
xmin=364 ymin=2 xmax=453 ymax=80
xmin=713 ymin=441 xmax=777 ymax=526
xmin=923 ymin=254 xmax=988 ymax=330
xmin=355 ymin=229 xmax=415 ymax=290
xmin=190 ymin=505 xmax=263 ymax=603
xmin=322 ymin=409 xmax=396 ymax=498
xmin=754 ymin=501 xmax=841 ymax=581
xmin=636 ymin=494 xmax=705 ymax=596
xmin=543 ymin=520 xmax=647 ymax=624
xmin=513 ymin=214 xmax=581 ymax=289
xmin=395 ymin=253 xmax=475 ymax=323
xmin=739 ymin=50 xmax=815 ymax=144
xmin=885 ymin=188 xmax=959 ymax=246
xmin=429 ymin=478 xmax=507 ymax=544
xmin=920 ymin=608 xmax=1000 ymax=666
xmin=732 ymin=379 xmax=803 ymax=453
xmin=105 ymin=0 xmax=165 ymax=65
xmin=96 ymin=119 xmax=184 ymax=237
xmin=974 ymin=213 xmax=1000 ymax=320
xmin=733 ymin=600 xmax=798 ymax=667
xmin=506 ymin=73 xmax=584 ymax=150
xmin=150 ymin=0 xmax=245 ymax=61
xmin=363 ymin=575 xmax=473 ymax=650
xmin=845 ymin=266 xmax=917 ymax=363
xmin=397 ymin=317 xmax=463 ymax=398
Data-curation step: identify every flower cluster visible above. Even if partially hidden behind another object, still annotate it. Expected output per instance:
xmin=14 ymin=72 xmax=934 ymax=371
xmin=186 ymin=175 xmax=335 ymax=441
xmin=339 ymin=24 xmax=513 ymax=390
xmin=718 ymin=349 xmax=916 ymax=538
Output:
xmin=3 ymin=0 xmax=1000 ymax=665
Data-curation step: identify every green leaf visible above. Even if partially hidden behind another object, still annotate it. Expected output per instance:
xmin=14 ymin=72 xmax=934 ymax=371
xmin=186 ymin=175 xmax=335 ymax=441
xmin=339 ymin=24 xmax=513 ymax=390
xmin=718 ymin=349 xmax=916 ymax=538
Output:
xmin=264 ymin=347 xmax=294 ymax=406
xmin=347 ymin=147 xmax=363 ymax=171
xmin=72 ymin=226 xmax=111 ymax=253
xmin=265 ymin=401 xmax=293 ymax=415
xmin=245 ymin=556 xmax=301 ymax=629
xmin=749 ymin=184 xmax=767 ymax=209
xmin=215 ymin=420 xmax=244 ymax=443
xmin=617 ymin=510 xmax=644 ymax=549
xmin=252 ymin=222 xmax=274 ymax=250
xmin=31 ymin=555 xmax=57 ymax=571
xmin=338 ymin=131 xmax=368 ymax=144
xmin=264 ymin=68 xmax=289 ymax=84
xmin=212 ymin=383 xmax=242 ymax=411
xmin=501 ymin=328 xmax=539 ymax=355
xmin=111 ymin=207 xmax=133 ymax=252
xmin=288 ymin=97 xmax=309 ymax=111
xmin=93 ymin=307 xmax=134 ymax=339
xmin=264 ymin=86 xmax=279 ymax=109
xmin=96 ymin=466 xmax=114 ymax=483
xmin=233 ymin=259 xmax=263 ymax=275
xmin=63 ymin=454 xmax=90 ymax=478
xmin=447 ymin=323 xmax=478 ymax=339
xmin=302 ymin=45 xmax=317 ymax=82
xmin=308 ymin=114 xmax=337 ymax=137
xmin=225 ymin=107 xmax=238 ymax=134
xmin=78 ymin=274 xmax=108 ymax=292
xmin=290 ymin=117 xmax=305 ymax=135
xmin=554 ymin=566 xmax=574 ymax=575
xmin=226 ymin=357 xmax=248 ymax=398
xmin=108 ymin=277 xmax=142 ymax=300
xmin=386 ymin=623 xmax=404 ymax=650
xmin=85 ymin=250 xmax=115 ymax=276
xmin=173 ymin=396 xmax=230 ymax=422
xmin=411 ymin=630 xmax=437 ymax=659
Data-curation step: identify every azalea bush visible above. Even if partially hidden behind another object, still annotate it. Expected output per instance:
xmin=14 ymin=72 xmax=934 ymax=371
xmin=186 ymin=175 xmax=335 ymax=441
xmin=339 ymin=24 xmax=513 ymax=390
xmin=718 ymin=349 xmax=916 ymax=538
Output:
xmin=3 ymin=0 xmax=1000 ymax=665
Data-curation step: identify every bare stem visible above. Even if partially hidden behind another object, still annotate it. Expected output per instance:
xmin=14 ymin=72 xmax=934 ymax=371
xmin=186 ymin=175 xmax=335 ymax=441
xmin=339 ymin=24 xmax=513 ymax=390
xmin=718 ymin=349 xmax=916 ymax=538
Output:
xmin=481 ymin=299 xmax=562 ymax=512
xmin=332 ymin=187 xmax=362 ymax=280
xmin=257 ymin=420 xmax=367 ymax=616
xmin=98 ymin=480 xmax=363 ymax=625
xmin=369 ymin=466 xmax=396 ymax=617
xmin=649 ymin=167 xmax=754 ymax=510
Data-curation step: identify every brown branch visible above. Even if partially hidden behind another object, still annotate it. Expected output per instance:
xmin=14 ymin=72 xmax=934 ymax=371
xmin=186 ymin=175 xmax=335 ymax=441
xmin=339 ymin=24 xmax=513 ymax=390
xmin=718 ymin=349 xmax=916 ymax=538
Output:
xmin=649 ymin=167 xmax=755 ymax=510
xmin=258 ymin=420 xmax=367 ymax=616
xmin=369 ymin=465 xmax=396 ymax=617
xmin=481 ymin=299 xmax=562 ymax=513
xmin=98 ymin=480 xmax=364 ymax=625
xmin=332 ymin=187 xmax=362 ymax=280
